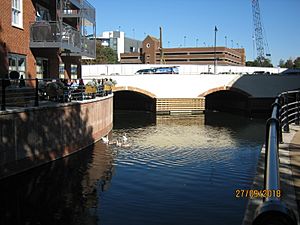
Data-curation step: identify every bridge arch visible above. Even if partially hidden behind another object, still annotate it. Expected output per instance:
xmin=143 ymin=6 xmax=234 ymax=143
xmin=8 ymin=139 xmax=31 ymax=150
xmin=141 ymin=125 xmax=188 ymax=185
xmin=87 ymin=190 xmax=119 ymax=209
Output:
xmin=113 ymin=86 xmax=156 ymax=98
xmin=113 ymin=86 xmax=156 ymax=112
xmin=198 ymin=86 xmax=252 ymax=115
xmin=198 ymin=86 xmax=251 ymax=98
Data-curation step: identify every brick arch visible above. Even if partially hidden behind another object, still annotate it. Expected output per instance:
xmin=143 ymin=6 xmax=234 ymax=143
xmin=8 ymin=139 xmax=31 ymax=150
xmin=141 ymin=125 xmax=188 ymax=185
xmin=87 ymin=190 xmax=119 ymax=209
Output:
xmin=198 ymin=86 xmax=251 ymax=97
xmin=113 ymin=86 xmax=156 ymax=98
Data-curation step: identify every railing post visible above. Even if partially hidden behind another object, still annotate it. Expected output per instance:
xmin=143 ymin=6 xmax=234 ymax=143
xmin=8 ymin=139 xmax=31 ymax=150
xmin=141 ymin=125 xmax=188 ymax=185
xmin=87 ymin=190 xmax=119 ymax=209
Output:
xmin=35 ymin=78 xmax=39 ymax=107
xmin=296 ymin=92 xmax=300 ymax=125
xmin=283 ymin=93 xmax=290 ymax=132
xmin=1 ymin=78 xmax=6 ymax=111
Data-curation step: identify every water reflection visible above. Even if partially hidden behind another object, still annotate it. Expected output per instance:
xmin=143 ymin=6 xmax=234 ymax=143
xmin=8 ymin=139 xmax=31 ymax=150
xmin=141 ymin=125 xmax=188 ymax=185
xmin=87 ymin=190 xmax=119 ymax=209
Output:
xmin=0 ymin=143 xmax=114 ymax=225
xmin=0 ymin=111 xmax=265 ymax=225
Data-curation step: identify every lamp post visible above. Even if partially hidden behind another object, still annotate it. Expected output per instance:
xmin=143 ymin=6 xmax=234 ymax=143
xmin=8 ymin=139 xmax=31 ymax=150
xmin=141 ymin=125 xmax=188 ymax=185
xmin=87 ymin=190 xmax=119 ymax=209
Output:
xmin=184 ymin=36 xmax=186 ymax=47
xmin=225 ymin=36 xmax=227 ymax=47
xmin=196 ymin=38 xmax=199 ymax=47
xmin=214 ymin=26 xmax=218 ymax=75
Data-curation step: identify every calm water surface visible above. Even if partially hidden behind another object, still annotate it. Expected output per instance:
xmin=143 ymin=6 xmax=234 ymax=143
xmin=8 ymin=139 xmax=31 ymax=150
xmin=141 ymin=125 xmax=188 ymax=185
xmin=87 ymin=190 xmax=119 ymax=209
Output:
xmin=0 ymin=111 xmax=265 ymax=225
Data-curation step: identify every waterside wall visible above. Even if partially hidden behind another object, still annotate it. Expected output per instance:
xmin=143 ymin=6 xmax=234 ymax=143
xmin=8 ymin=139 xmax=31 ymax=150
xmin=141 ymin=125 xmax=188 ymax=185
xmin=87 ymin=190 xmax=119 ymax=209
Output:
xmin=0 ymin=96 xmax=113 ymax=179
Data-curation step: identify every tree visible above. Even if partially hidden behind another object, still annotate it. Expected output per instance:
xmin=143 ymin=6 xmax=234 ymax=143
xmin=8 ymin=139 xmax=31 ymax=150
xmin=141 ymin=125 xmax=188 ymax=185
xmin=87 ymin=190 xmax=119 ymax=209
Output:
xmin=278 ymin=59 xmax=285 ymax=68
xmin=82 ymin=43 xmax=118 ymax=65
xmin=285 ymin=59 xmax=294 ymax=69
xmin=246 ymin=57 xmax=273 ymax=67
xmin=294 ymin=57 xmax=300 ymax=68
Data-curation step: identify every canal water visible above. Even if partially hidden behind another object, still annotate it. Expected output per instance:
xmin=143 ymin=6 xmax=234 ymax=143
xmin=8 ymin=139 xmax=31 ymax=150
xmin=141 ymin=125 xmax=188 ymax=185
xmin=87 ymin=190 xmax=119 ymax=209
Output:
xmin=0 ymin=111 xmax=265 ymax=225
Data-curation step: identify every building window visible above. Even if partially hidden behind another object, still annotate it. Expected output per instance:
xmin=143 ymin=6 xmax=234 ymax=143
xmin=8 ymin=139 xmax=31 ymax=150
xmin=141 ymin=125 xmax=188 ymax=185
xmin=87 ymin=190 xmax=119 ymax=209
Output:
xmin=59 ymin=63 xmax=65 ymax=79
xmin=8 ymin=53 xmax=26 ymax=77
xmin=12 ymin=0 xmax=23 ymax=28
xmin=71 ymin=64 xmax=78 ymax=79
xmin=36 ymin=58 xmax=48 ymax=79
xmin=36 ymin=3 xmax=50 ymax=21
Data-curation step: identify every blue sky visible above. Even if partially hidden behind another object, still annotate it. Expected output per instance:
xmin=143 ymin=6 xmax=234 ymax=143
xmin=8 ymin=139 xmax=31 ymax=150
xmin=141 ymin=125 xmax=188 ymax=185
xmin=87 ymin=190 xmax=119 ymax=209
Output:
xmin=88 ymin=0 xmax=300 ymax=66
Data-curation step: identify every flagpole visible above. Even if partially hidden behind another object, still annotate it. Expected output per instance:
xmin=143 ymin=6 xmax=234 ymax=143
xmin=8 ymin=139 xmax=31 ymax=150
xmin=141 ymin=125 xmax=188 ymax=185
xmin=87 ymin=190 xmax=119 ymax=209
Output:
xmin=214 ymin=26 xmax=218 ymax=75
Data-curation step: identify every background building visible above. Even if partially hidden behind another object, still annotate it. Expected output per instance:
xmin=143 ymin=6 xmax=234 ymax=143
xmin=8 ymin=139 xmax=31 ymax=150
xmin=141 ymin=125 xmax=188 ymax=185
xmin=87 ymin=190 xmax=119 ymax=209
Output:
xmin=0 ymin=0 xmax=96 ymax=79
xmin=97 ymin=30 xmax=142 ymax=62
xmin=120 ymin=35 xmax=246 ymax=66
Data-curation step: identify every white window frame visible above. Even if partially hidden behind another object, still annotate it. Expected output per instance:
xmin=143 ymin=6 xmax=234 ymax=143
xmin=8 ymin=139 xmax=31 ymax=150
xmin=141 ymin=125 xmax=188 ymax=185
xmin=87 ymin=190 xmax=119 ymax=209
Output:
xmin=8 ymin=53 xmax=26 ymax=78
xmin=12 ymin=0 xmax=23 ymax=29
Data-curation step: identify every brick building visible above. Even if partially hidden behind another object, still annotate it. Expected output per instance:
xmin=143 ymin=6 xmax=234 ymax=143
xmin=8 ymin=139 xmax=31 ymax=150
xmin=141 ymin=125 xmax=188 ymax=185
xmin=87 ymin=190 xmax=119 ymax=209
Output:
xmin=121 ymin=35 xmax=246 ymax=66
xmin=0 ymin=0 xmax=96 ymax=80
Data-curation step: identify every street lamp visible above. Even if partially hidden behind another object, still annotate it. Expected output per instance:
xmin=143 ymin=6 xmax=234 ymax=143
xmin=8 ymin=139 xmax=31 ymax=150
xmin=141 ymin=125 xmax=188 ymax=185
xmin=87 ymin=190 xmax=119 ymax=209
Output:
xmin=184 ymin=36 xmax=187 ymax=47
xmin=214 ymin=26 xmax=218 ymax=75
xmin=196 ymin=38 xmax=199 ymax=47
xmin=225 ymin=36 xmax=227 ymax=47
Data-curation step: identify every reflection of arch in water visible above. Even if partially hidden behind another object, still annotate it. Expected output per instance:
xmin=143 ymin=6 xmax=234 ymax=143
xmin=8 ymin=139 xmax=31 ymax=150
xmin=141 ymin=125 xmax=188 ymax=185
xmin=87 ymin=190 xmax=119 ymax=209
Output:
xmin=113 ymin=86 xmax=156 ymax=112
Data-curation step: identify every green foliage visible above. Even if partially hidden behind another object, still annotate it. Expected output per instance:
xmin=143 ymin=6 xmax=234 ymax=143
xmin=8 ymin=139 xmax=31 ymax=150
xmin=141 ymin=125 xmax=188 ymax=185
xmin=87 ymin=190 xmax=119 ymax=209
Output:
xmin=82 ymin=43 xmax=118 ymax=65
xmin=285 ymin=59 xmax=294 ymax=68
xmin=277 ymin=57 xmax=300 ymax=68
xmin=278 ymin=59 xmax=285 ymax=68
xmin=246 ymin=57 xmax=273 ymax=67
xmin=294 ymin=57 xmax=300 ymax=68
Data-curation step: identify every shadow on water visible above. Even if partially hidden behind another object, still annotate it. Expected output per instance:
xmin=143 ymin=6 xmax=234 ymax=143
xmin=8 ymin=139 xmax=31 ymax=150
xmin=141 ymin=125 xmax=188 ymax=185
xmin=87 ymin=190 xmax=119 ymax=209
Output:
xmin=113 ymin=110 xmax=156 ymax=129
xmin=0 ymin=142 xmax=115 ymax=225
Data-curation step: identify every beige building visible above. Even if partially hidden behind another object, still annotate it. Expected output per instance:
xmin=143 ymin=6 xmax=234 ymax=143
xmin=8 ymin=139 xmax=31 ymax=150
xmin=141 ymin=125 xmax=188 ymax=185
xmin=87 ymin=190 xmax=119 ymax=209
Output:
xmin=121 ymin=35 xmax=246 ymax=66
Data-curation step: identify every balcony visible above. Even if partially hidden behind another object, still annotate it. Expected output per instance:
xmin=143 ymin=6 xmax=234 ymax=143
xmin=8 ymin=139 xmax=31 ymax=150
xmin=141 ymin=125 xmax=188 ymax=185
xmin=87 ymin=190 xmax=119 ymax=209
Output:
xmin=58 ymin=0 xmax=96 ymax=24
xmin=30 ymin=21 xmax=95 ymax=58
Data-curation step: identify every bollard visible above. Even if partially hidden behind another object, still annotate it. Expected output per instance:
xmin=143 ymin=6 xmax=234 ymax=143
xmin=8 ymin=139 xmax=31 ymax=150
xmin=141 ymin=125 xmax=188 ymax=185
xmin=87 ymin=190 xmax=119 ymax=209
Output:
xmin=35 ymin=78 xmax=39 ymax=107
xmin=1 ymin=78 xmax=6 ymax=111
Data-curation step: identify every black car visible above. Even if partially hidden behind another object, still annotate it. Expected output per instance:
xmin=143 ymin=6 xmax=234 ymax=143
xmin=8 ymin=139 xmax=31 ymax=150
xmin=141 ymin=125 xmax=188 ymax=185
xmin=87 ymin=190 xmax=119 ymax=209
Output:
xmin=135 ymin=69 xmax=154 ymax=74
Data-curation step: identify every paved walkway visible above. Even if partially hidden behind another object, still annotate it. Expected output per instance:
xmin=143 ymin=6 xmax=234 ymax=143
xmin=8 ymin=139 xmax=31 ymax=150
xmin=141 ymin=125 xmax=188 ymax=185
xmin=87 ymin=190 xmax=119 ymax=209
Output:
xmin=243 ymin=124 xmax=300 ymax=225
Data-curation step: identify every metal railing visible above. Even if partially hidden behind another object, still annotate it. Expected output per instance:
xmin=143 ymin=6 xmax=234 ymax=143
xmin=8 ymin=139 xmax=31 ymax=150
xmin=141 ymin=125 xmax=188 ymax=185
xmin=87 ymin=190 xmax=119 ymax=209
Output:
xmin=1 ymin=78 xmax=113 ymax=111
xmin=30 ymin=21 xmax=81 ymax=49
xmin=253 ymin=90 xmax=300 ymax=225
xmin=30 ymin=21 xmax=95 ymax=58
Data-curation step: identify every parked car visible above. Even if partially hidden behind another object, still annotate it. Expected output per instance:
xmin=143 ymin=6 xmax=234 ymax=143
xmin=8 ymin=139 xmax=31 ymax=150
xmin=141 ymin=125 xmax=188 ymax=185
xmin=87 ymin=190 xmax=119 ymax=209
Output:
xmin=152 ymin=66 xmax=179 ymax=74
xmin=135 ymin=69 xmax=154 ymax=74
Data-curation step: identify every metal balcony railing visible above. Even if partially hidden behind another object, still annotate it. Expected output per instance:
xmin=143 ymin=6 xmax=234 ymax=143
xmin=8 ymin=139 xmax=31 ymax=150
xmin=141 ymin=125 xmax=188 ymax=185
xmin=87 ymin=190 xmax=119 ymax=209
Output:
xmin=59 ymin=0 xmax=95 ymax=23
xmin=252 ymin=90 xmax=300 ymax=225
xmin=30 ymin=21 xmax=95 ymax=58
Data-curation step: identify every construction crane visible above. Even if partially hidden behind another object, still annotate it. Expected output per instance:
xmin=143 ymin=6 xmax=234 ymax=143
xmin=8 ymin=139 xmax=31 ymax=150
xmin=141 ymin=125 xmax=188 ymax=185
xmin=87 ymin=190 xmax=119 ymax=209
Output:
xmin=251 ymin=0 xmax=271 ymax=62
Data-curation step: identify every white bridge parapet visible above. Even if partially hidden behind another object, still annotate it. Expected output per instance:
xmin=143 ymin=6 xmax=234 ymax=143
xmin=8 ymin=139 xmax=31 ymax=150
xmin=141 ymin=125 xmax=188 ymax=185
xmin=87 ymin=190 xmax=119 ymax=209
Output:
xmin=82 ymin=64 xmax=299 ymax=114
xmin=82 ymin=73 xmax=300 ymax=99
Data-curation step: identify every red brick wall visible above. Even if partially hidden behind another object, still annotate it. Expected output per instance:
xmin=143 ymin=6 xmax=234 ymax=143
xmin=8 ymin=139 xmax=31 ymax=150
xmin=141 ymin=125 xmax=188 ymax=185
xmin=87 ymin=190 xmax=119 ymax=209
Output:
xmin=0 ymin=0 xmax=82 ymax=79
xmin=0 ymin=96 xmax=113 ymax=179
xmin=0 ymin=0 xmax=36 ymax=78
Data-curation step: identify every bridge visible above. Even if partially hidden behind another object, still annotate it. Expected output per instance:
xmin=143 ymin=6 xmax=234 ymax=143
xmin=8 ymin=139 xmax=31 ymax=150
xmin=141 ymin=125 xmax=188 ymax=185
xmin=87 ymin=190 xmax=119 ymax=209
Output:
xmin=82 ymin=70 xmax=300 ymax=115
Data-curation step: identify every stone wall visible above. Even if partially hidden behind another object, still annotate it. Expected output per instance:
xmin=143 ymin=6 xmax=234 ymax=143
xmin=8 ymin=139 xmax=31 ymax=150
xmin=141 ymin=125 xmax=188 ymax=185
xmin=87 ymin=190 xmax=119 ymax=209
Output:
xmin=0 ymin=96 xmax=113 ymax=179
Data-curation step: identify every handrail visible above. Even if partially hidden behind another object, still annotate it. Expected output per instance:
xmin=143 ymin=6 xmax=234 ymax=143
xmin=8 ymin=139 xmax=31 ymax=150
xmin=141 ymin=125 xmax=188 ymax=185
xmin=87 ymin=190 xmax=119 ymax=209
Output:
xmin=0 ymin=78 xmax=115 ymax=111
xmin=253 ymin=90 xmax=300 ymax=225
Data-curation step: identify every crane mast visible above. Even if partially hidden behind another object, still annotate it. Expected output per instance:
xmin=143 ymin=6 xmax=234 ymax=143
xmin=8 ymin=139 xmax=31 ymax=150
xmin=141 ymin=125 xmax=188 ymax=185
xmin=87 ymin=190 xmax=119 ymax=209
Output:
xmin=252 ymin=0 xmax=270 ymax=61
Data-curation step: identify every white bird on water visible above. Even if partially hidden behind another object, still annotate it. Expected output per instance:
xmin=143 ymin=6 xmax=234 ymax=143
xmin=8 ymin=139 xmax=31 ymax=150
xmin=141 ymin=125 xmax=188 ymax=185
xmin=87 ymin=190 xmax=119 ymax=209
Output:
xmin=101 ymin=136 xmax=109 ymax=144
xmin=122 ymin=133 xmax=128 ymax=143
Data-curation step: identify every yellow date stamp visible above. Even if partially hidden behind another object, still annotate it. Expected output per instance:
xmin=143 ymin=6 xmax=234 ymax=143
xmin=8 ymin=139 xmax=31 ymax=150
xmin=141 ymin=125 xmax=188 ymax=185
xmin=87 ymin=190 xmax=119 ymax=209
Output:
xmin=235 ymin=189 xmax=281 ymax=198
